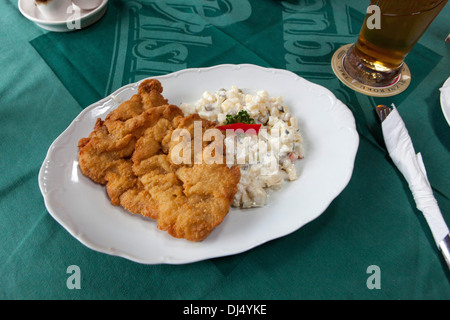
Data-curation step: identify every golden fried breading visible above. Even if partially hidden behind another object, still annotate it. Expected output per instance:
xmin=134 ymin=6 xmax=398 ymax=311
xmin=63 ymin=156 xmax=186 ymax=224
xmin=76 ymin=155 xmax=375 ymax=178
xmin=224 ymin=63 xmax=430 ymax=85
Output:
xmin=104 ymin=78 xmax=168 ymax=123
xmin=78 ymin=104 xmax=183 ymax=205
xmin=78 ymin=79 xmax=240 ymax=241
xmin=120 ymin=114 xmax=240 ymax=241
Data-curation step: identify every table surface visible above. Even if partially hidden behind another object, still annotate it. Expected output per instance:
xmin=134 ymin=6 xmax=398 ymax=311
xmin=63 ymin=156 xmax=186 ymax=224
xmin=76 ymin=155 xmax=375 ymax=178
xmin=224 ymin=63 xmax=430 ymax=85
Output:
xmin=1 ymin=0 xmax=449 ymax=300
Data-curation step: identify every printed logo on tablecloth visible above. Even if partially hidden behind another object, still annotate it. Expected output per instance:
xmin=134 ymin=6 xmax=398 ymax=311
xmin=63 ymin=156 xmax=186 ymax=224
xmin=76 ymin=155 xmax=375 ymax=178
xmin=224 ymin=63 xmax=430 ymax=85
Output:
xmin=105 ymin=0 xmax=252 ymax=95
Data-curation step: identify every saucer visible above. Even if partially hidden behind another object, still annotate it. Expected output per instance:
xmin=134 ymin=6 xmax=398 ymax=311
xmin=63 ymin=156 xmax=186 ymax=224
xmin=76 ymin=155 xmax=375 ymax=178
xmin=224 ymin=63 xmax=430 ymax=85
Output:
xmin=18 ymin=0 xmax=108 ymax=32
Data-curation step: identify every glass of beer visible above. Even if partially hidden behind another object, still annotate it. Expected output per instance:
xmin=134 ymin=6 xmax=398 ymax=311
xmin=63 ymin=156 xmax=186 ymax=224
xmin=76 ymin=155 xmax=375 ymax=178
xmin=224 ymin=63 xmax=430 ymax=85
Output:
xmin=342 ymin=0 xmax=447 ymax=88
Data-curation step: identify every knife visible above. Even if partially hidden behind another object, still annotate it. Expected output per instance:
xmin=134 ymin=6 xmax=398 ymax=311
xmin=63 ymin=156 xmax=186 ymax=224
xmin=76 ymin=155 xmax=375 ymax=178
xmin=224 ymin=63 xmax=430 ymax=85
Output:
xmin=376 ymin=104 xmax=450 ymax=271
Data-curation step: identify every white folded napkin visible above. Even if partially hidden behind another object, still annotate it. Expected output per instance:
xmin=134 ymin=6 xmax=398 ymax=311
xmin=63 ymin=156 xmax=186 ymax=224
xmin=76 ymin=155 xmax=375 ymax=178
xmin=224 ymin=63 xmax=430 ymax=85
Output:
xmin=381 ymin=105 xmax=449 ymax=263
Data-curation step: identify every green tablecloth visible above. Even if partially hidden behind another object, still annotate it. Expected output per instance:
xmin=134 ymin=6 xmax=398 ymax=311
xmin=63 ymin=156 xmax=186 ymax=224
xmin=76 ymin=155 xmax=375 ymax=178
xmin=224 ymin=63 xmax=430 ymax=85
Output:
xmin=1 ymin=0 xmax=449 ymax=300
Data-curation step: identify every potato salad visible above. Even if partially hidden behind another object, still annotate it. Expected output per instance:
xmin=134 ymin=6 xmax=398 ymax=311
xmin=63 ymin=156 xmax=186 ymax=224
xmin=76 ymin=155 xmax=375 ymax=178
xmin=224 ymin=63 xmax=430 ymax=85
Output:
xmin=180 ymin=86 xmax=304 ymax=208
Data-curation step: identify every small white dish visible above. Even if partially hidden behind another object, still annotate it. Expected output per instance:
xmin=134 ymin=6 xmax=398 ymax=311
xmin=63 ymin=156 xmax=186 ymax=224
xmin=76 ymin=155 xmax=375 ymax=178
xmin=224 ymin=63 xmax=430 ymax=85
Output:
xmin=18 ymin=0 xmax=108 ymax=32
xmin=440 ymin=77 xmax=450 ymax=126
xmin=38 ymin=64 xmax=359 ymax=264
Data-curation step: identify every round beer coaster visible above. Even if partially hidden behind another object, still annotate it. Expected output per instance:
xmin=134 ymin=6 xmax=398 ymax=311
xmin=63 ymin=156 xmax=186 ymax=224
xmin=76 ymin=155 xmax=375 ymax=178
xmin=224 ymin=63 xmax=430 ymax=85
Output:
xmin=332 ymin=44 xmax=411 ymax=97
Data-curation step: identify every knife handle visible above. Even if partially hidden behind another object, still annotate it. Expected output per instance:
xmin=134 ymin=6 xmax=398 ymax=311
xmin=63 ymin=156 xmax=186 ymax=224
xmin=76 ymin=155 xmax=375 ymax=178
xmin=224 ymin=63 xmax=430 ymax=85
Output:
xmin=439 ymin=234 xmax=450 ymax=271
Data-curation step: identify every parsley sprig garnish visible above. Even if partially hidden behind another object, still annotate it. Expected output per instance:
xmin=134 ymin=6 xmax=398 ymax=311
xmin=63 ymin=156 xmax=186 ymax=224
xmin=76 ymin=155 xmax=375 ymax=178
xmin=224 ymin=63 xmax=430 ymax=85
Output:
xmin=224 ymin=110 xmax=255 ymax=125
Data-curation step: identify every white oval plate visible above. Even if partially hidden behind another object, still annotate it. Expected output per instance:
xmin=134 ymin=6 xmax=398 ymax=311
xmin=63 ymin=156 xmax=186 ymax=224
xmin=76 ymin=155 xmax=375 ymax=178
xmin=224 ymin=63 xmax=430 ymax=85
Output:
xmin=18 ymin=0 xmax=108 ymax=32
xmin=38 ymin=64 xmax=359 ymax=264
xmin=440 ymin=77 xmax=450 ymax=126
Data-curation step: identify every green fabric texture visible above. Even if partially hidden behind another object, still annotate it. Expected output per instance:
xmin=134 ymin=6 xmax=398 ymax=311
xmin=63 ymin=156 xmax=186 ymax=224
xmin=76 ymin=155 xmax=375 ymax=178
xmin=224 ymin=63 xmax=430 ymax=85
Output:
xmin=1 ymin=0 xmax=449 ymax=299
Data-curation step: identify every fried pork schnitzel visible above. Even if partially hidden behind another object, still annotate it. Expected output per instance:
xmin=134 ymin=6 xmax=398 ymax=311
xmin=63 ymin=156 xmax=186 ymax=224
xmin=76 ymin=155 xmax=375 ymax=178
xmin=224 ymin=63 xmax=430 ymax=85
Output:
xmin=78 ymin=79 xmax=240 ymax=241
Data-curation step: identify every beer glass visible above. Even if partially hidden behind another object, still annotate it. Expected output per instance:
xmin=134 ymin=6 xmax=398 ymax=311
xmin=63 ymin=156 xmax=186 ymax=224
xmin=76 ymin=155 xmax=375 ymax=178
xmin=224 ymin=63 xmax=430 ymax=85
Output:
xmin=342 ymin=0 xmax=447 ymax=88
